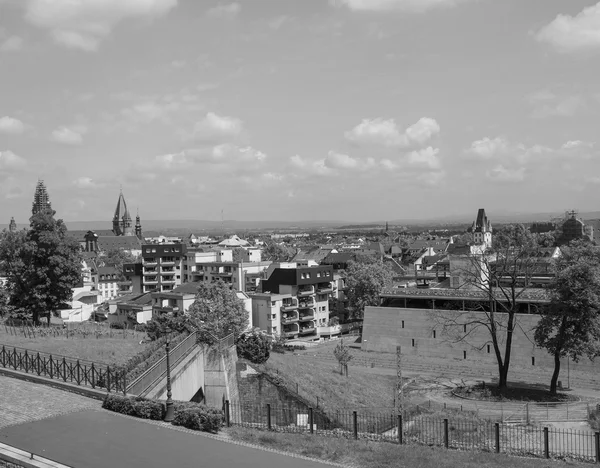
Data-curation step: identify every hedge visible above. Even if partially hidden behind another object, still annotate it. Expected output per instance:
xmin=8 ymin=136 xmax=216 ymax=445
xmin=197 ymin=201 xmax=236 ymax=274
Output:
xmin=172 ymin=406 xmax=223 ymax=433
xmin=102 ymin=394 xmax=223 ymax=433
xmin=102 ymin=394 xmax=164 ymax=420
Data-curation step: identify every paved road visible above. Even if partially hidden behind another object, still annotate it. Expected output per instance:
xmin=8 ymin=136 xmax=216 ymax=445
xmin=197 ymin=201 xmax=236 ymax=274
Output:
xmin=0 ymin=410 xmax=334 ymax=468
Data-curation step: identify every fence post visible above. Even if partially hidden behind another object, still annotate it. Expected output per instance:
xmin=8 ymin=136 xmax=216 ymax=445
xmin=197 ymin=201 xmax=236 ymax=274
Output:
xmin=225 ymin=400 xmax=231 ymax=427
xmin=526 ymin=403 xmax=529 ymax=425
xmin=544 ymin=427 xmax=549 ymax=459
xmin=495 ymin=423 xmax=500 ymax=453
xmin=353 ymin=411 xmax=358 ymax=440
xmin=309 ymin=407 xmax=314 ymax=434
xmin=443 ymin=419 xmax=449 ymax=449
xmin=24 ymin=350 xmax=29 ymax=373
xmin=267 ymin=404 xmax=272 ymax=430
xmin=62 ymin=358 xmax=67 ymax=382
xmin=398 ymin=414 xmax=403 ymax=445
xmin=49 ymin=355 xmax=53 ymax=380
xmin=595 ymin=432 xmax=599 ymax=464
xmin=106 ymin=366 xmax=111 ymax=393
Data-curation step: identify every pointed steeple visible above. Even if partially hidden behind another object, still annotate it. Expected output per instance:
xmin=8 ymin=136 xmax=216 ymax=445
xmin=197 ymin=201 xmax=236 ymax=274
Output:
xmin=112 ymin=190 xmax=133 ymax=236
xmin=135 ymin=208 xmax=143 ymax=241
xmin=8 ymin=217 xmax=17 ymax=233
xmin=32 ymin=180 xmax=52 ymax=216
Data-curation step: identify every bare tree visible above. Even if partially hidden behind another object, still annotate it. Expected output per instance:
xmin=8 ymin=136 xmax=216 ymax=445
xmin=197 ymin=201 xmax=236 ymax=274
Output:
xmin=431 ymin=225 xmax=546 ymax=390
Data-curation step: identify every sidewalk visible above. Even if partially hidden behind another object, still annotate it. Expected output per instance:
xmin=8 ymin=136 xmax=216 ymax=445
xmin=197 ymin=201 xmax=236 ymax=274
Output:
xmin=0 ymin=410 xmax=337 ymax=468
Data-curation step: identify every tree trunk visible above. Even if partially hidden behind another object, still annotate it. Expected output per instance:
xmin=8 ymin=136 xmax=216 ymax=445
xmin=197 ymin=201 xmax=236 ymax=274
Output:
xmin=32 ymin=309 xmax=39 ymax=325
xmin=498 ymin=364 xmax=509 ymax=390
xmin=550 ymin=352 xmax=561 ymax=394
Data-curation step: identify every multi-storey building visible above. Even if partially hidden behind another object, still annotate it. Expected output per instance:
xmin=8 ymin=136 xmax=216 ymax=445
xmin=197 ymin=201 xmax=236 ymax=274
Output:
xmin=119 ymin=263 xmax=143 ymax=296
xmin=251 ymin=261 xmax=334 ymax=339
xmin=141 ymin=243 xmax=184 ymax=293
xmin=95 ymin=266 xmax=120 ymax=301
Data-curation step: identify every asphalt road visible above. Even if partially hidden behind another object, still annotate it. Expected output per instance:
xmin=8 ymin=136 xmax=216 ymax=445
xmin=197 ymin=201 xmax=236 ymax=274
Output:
xmin=0 ymin=410 xmax=335 ymax=468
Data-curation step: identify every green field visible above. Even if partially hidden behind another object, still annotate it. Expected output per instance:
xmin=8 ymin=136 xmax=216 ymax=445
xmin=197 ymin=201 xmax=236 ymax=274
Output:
xmin=227 ymin=426 xmax=590 ymax=468
xmin=0 ymin=322 xmax=148 ymax=365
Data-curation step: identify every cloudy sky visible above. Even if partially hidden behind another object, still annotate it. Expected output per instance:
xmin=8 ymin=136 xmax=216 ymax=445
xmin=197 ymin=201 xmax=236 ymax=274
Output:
xmin=1 ymin=0 xmax=600 ymax=224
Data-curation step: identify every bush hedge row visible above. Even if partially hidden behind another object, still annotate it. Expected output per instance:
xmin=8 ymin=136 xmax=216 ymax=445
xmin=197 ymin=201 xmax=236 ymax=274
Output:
xmin=102 ymin=394 xmax=223 ymax=433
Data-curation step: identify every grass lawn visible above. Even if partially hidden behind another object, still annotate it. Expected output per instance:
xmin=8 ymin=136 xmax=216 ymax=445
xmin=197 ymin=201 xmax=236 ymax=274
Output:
xmin=256 ymin=350 xmax=397 ymax=412
xmin=226 ymin=427 xmax=589 ymax=468
xmin=0 ymin=324 xmax=148 ymax=365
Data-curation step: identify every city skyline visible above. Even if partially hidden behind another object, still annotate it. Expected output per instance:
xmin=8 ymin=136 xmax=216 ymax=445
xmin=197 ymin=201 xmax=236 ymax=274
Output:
xmin=2 ymin=0 xmax=600 ymax=222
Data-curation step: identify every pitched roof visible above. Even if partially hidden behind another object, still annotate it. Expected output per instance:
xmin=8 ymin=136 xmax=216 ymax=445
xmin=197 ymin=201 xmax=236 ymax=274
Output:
xmin=97 ymin=236 xmax=141 ymax=251
xmin=113 ymin=192 xmax=131 ymax=222
xmin=171 ymin=282 xmax=203 ymax=295
xmin=471 ymin=208 xmax=492 ymax=233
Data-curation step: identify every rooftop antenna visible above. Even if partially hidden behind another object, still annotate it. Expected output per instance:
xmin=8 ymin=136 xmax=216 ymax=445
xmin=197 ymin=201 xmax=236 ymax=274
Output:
xmin=221 ymin=208 xmax=224 ymax=235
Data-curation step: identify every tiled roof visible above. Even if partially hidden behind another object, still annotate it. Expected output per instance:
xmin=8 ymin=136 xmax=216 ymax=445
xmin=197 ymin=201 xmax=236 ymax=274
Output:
xmin=380 ymin=286 xmax=550 ymax=303
xmin=97 ymin=236 xmax=141 ymax=251
xmin=171 ymin=282 xmax=203 ymax=295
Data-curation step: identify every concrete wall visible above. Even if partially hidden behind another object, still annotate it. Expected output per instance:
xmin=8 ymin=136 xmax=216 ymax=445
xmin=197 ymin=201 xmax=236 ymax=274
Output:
xmin=146 ymin=346 xmax=205 ymax=402
xmin=362 ymin=306 xmax=600 ymax=374
xmin=203 ymin=345 xmax=239 ymax=408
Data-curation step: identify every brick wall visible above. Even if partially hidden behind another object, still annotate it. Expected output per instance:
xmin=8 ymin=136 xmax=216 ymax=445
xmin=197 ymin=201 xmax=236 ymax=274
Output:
xmin=362 ymin=306 xmax=600 ymax=375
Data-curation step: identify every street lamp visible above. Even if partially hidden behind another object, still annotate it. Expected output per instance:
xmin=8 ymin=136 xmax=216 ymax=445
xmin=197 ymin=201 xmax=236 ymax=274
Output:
xmin=164 ymin=326 xmax=174 ymax=422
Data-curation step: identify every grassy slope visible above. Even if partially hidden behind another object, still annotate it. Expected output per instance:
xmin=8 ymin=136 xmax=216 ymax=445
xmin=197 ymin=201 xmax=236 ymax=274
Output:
xmin=227 ymin=427 xmax=588 ymax=468
xmin=257 ymin=350 xmax=396 ymax=411
xmin=0 ymin=328 xmax=148 ymax=365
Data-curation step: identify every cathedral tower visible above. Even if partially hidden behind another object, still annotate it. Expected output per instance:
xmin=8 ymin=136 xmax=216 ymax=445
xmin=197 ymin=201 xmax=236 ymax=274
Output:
xmin=470 ymin=208 xmax=492 ymax=250
xmin=32 ymin=180 xmax=52 ymax=216
xmin=135 ymin=210 xmax=143 ymax=241
xmin=112 ymin=191 xmax=133 ymax=236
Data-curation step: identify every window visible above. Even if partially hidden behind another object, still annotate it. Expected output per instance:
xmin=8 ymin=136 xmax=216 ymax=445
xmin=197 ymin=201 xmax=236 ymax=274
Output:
xmin=463 ymin=324 xmax=467 ymax=333
xmin=531 ymin=357 xmax=535 ymax=366
xmin=272 ymin=314 xmax=276 ymax=319
xmin=176 ymin=275 xmax=180 ymax=279
xmin=463 ymin=351 xmax=467 ymax=360
xmin=411 ymin=339 xmax=415 ymax=347
xmin=402 ymin=320 xmax=405 ymax=329
xmin=271 ymin=301 xmax=276 ymax=307
xmin=487 ymin=345 xmax=491 ymax=353
xmin=433 ymin=330 xmax=436 ymax=339
xmin=317 ymin=272 xmax=321 ymax=278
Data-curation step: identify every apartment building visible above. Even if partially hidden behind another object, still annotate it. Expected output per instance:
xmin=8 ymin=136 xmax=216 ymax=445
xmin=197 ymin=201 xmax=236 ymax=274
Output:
xmin=95 ymin=266 xmax=121 ymax=301
xmin=251 ymin=261 xmax=334 ymax=339
xmin=119 ymin=263 xmax=143 ymax=296
xmin=183 ymin=247 xmax=233 ymax=282
xmin=141 ymin=243 xmax=184 ymax=293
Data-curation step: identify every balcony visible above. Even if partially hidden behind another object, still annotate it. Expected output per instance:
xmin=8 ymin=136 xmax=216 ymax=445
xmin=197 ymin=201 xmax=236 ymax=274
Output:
xmin=297 ymin=286 xmax=315 ymax=297
xmin=281 ymin=299 xmax=299 ymax=312
xmin=317 ymin=282 xmax=334 ymax=294
xmin=161 ymin=278 xmax=176 ymax=284
xmin=283 ymin=323 xmax=299 ymax=337
xmin=160 ymin=260 xmax=175 ymax=266
xmin=299 ymin=309 xmax=315 ymax=321
xmin=281 ymin=311 xmax=299 ymax=324
xmin=143 ymin=269 xmax=157 ymax=275
xmin=143 ymin=260 xmax=157 ymax=267
xmin=212 ymin=270 xmax=233 ymax=277
xmin=298 ymin=300 xmax=315 ymax=309
xmin=299 ymin=323 xmax=316 ymax=335
xmin=161 ymin=267 xmax=175 ymax=273
xmin=144 ymin=279 xmax=158 ymax=285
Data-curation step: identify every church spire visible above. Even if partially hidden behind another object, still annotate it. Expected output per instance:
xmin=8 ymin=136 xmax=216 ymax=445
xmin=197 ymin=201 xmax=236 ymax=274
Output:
xmin=32 ymin=180 xmax=52 ymax=216
xmin=8 ymin=217 xmax=17 ymax=233
xmin=135 ymin=208 xmax=143 ymax=241
xmin=112 ymin=190 xmax=133 ymax=236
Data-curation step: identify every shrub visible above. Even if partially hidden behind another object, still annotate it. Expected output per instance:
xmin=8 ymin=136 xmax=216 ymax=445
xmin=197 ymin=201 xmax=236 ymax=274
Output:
xmin=110 ymin=322 xmax=125 ymax=330
xmin=236 ymin=328 xmax=271 ymax=364
xmin=102 ymin=394 xmax=164 ymax=420
xmin=590 ymin=407 xmax=600 ymax=430
xmin=172 ymin=405 xmax=223 ymax=433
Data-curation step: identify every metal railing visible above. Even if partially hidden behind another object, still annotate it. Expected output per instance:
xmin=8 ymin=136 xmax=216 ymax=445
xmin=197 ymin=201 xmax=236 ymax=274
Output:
xmin=0 ymin=344 xmax=126 ymax=394
xmin=224 ymin=402 xmax=600 ymax=463
xmin=126 ymin=331 xmax=198 ymax=396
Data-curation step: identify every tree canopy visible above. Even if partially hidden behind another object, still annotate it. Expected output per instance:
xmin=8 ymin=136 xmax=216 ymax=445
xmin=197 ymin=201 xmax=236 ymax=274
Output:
xmin=0 ymin=211 xmax=82 ymax=323
xmin=101 ymin=248 xmax=139 ymax=280
xmin=187 ymin=281 xmax=249 ymax=345
xmin=345 ymin=259 xmax=393 ymax=320
xmin=535 ymin=240 xmax=600 ymax=393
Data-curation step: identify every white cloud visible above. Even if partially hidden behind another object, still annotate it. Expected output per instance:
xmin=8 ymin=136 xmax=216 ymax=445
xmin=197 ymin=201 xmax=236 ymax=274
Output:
xmin=0 ymin=116 xmax=25 ymax=134
xmin=0 ymin=35 xmax=23 ymax=51
xmin=528 ymin=92 xmax=585 ymax=118
xmin=206 ymin=3 xmax=240 ymax=19
xmin=73 ymin=177 xmax=102 ymax=189
xmin=486 ymin=165 xmax=525 ymax=183
xmin=24 ymin=0 xmax=178 ymax=51
xmin=406 ymin=147 xmax=441 ymax=170
xmin=536 ymin=2 xmax=600 ymax=53
xmin=331 ymin=0 xmax=474 ymax=13
xmin=562 ymin=140 xmax=595 ymax=150
xmin=193 ymin=112 xmax=244 ymax=141
xmin=467 ymin=137 xmax=509 ymax=159
xmin=290 ymin=155 xmax=334 ymax=176
xmin=0 ymin=150 xmax=27 ymax=171
xmin=324 ymin=151 xmax=362 ymax=170
xmin=345 ymin=116 xmax=440 ymax=148
xmin=51 ymin=125 xmax=87 ymax=145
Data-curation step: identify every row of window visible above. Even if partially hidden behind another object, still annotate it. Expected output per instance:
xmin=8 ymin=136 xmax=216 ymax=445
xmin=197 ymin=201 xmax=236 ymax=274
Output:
xmin=300 ymin=271 xmax=331 ymax=279
xmin=144 ymin=247 xmax=181 ymax=254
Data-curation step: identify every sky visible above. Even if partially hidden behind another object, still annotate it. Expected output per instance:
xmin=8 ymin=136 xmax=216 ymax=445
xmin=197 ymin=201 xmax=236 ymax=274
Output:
xmin=1 ymin=0 xmax=600 ymax=224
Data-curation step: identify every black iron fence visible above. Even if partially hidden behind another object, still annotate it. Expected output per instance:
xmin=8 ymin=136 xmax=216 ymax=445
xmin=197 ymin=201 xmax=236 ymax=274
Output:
xmin=0 ymin=344 xmax=127 ymax=394
xmin=223 ymin=401 xmax=600 ymax=464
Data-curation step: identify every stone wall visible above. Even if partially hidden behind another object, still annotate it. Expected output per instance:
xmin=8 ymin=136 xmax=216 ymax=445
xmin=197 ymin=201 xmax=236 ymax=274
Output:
xmin=362 ymin=306 xmax=600 ymax=375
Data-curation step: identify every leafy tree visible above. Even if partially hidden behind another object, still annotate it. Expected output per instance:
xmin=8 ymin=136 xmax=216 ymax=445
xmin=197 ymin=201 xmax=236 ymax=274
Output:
xmin=534 ymin=241 xmax=600 ymax=393
xmin=433 ymin=224 xmax=544 ymax=390
xmin=236 ymin=328 xmax=271 ymax=364
xmin=0 ymin=211 xmax=82 ymax=324
xmin=187 ymin=281 xmax=248 ymax=345
xmin=231 ymin=247 xmax=247 ymax=263
xmin=101 ymin=248 xmax=139 ymax=280
xmin=333 ymin=338 xmax=353 ymax=376
xmin=345 ymin=260 xmax=394 ymax=320
xmin=262 ymin=242 xmax=294 ymax=262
